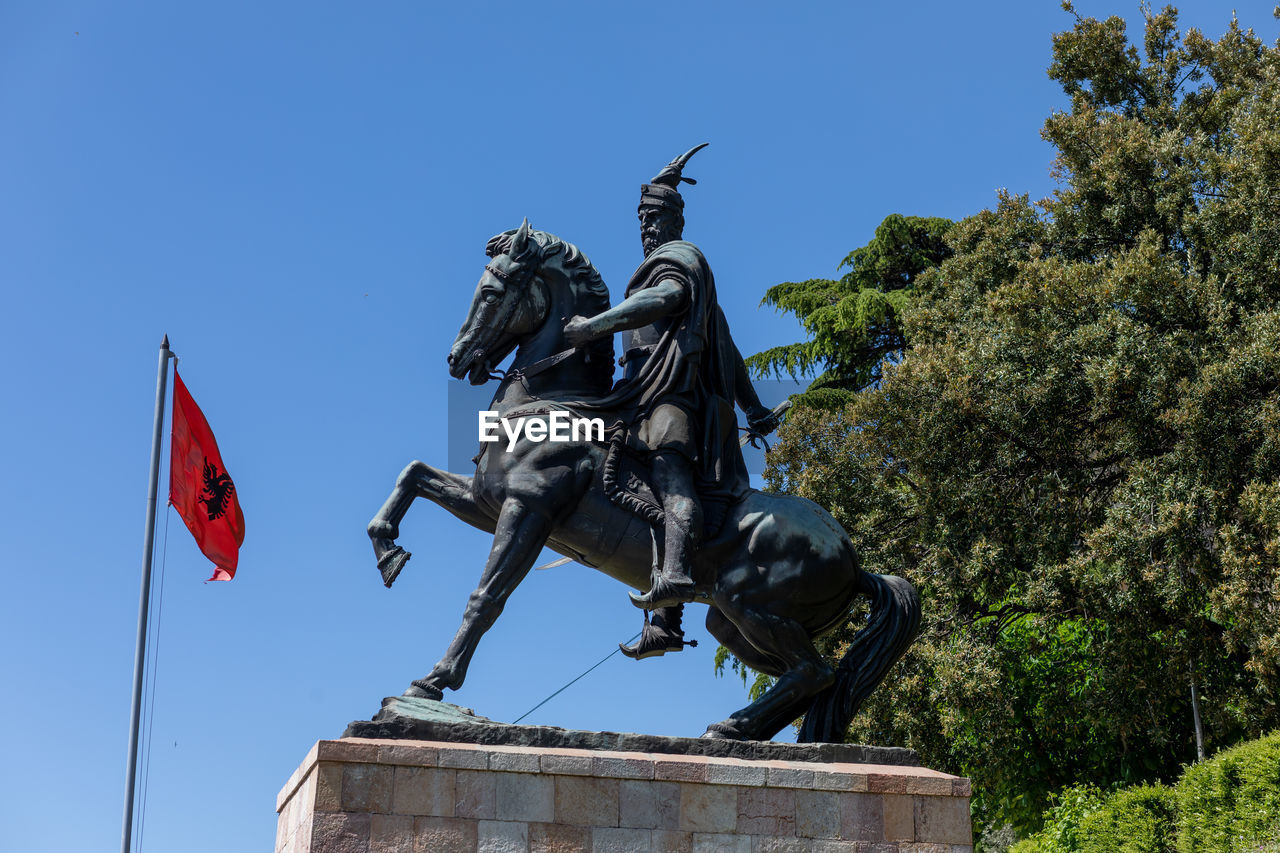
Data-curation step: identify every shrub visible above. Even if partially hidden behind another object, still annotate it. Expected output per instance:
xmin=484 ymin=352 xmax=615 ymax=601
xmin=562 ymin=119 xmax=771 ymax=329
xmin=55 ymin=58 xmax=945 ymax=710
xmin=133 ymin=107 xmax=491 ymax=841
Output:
xmin=1077 ymin=785 xmax=1178 ymax=853
xmin=1008 ymin=785 xmax=1106 ymax=853
xmin=1175 ymin=732 xmax=1280 ymax=853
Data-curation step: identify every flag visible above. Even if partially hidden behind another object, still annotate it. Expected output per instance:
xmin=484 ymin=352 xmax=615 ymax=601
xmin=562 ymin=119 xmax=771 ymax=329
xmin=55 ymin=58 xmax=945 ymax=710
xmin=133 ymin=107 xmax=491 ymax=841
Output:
xmin=169 ymin=369 xmax=245 ymax=581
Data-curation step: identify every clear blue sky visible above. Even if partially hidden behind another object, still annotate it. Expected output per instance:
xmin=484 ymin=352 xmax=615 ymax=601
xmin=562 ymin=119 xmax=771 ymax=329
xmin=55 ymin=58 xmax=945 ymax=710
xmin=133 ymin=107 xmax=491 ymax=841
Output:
xmin=2 ymin=2 xmax=1271 ymax=851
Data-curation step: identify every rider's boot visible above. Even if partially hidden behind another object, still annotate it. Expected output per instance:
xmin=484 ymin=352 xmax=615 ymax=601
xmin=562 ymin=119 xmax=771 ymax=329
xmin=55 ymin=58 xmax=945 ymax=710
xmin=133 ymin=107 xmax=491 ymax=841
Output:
xmin=630 ymin=451 xmax=701 ymax=609
xmin=620 ymin=605 xmax=697 ymax=659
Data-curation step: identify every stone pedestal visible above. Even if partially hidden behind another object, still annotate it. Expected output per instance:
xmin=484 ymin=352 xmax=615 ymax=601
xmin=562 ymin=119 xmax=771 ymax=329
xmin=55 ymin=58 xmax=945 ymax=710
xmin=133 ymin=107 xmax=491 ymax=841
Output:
xmin=276 ymin=738 xmax=972 ymax=852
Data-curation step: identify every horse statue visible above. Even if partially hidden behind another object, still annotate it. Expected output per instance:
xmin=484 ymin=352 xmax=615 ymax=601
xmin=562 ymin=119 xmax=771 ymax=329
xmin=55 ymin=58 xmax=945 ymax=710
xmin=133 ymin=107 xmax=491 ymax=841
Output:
xmin=367 ymin=220 xmax=920 ymax=742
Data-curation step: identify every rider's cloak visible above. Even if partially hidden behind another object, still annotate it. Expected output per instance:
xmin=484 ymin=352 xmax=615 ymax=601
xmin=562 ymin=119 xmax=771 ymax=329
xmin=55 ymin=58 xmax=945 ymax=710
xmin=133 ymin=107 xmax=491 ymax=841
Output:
xmin=587 ymin=240 xmax=752 ymax=504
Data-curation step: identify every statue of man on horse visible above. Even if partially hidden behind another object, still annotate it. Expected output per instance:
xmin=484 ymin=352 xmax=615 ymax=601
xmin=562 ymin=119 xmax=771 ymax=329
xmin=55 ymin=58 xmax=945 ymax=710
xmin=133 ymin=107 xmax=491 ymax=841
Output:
xmin=365 ymin=146 xmax=920 ymax=743
xmin=564 ymin=144 xmax=783 ymax=656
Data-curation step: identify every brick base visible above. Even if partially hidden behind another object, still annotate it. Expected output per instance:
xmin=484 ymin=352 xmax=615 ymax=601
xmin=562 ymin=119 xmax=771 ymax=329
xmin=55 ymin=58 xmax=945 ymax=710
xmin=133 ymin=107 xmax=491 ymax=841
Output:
xmin=276 ymin=738 xmax=972 ymax=852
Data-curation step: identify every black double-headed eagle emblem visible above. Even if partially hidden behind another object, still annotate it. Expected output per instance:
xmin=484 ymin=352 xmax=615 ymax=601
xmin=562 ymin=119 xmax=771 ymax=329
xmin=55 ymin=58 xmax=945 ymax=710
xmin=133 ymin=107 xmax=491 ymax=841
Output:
xmin=199 ymin=458 xmax=235 ymax=521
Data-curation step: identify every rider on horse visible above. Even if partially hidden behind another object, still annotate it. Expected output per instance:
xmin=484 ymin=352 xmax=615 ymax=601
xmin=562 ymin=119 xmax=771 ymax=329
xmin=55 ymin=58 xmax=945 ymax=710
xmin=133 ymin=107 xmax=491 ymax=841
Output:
xmin=564 ymin=144 xmax=782 ymax=656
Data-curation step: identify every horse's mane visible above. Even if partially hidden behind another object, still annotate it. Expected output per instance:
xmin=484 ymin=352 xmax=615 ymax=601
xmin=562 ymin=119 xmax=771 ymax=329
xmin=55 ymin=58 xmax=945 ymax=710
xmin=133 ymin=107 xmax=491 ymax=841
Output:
xmin=486 ymin=226 xmax=615 ymax=388
xmin=485 ymin=227 xmax=612 ymax=319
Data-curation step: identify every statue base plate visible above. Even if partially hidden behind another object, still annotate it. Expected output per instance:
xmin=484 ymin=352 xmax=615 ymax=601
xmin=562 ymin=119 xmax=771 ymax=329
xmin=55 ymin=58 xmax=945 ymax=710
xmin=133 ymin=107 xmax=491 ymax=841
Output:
xmin=344 ymin=695 xmax=920 ymax=766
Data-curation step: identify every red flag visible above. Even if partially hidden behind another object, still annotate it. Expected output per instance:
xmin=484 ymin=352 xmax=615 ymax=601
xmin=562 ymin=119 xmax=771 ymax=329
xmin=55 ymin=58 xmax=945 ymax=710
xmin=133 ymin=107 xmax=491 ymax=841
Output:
xmin=169 ymin=369 xmax=245 ymax=581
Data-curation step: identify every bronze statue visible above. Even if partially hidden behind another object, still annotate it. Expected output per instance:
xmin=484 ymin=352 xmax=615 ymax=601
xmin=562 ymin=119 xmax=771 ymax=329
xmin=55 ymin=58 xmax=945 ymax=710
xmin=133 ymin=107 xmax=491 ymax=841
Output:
xmin=367 ymin=149 xmax=920 ymax=743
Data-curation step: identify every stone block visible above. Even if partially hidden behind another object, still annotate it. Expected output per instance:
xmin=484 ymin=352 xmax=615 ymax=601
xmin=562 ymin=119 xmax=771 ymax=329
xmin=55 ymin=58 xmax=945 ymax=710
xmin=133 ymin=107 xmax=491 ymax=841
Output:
xmin=651 ymin=829 xmax=694 ymax=852
xmin=914 ymin=796 xmax=972 ymax=845
xmin=555 ymin=774 xmax=620 ymax=827
xmin=736 ymin=787 xmax=797 ymax=836
xmin=905 ymin=776 xmax=955 ymax=797
xmin=369 ymin=814 xmax=414 ymax=853
xmin=618 ymin=779 xmax=681 ymax=830
xmin=439 ymin=745 xmax=490 ymax=770
xmin=706 ymin=760 xmax=768 ymax=787
xmin=376 ymin=744 xmax=439 ymax=768
xmin=490 ymin=748 xmax=542 ymax=774
xmin=810 ymin=841 xmax=861 ymax=853
xmin=529 ymin=821 xmax=591 ymax=852
xmin=294 ymin=814 xmax=314 ymax=853
xmin=867 ymin=773 xmax=909 ymax=795
xmin=392 ymin=766 xmax=456 ymax=817
xmin=541 ymin=752 xmax=595 ymax=776
xmin=751 ymin=838 xmax=812 ymax=852
xmin=316 ymin=762 xmax=344 ymax=811
xmin=680 ymin=782 xmax=738 ymax=833
xmin=767 ymin=764 xmax=816 ymax=789
xmin=691 ymin=832 xmax=752 ymax=852
xmin=882 ymin=795 xmax=914 ymax=842
xmin=319 ymin=740 xmax=381 ymax=764
xmin=795 ymin=790 xmax=840 ymax=839
xmin=594 ymin=753 xmax=655 ymax=780
xmin=411 ymin=816 xmax=479 ymax=852
xmin=312 ymin=811 xmax=371 ymax=853
xmin=812 ymin=771 xmax=868 ymax=793
xmin=496 ymin=770 xmax=555 ymax=822
xmin=477 ymin=819 xmax=529 ymax=853
xmin=342 ymin=764 xmax=394 ymax=814
xmin=837 ymin=792 xmax=884 ymax=842
xmin=410 ymin=816 xmax=477 ymax=852
xmin=456 ymin=769 xmax=497 ymax=820
xmin=592 ymin=826 xmax=652 ymax=852
xmin=655 ymin=757 xmax=708 ymax=783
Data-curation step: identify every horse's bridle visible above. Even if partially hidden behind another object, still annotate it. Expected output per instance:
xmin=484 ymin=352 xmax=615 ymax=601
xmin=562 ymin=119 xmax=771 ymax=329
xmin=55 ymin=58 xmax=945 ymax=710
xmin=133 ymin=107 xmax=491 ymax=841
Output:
xmin=473 ymin=253 xmax=590 ymax=387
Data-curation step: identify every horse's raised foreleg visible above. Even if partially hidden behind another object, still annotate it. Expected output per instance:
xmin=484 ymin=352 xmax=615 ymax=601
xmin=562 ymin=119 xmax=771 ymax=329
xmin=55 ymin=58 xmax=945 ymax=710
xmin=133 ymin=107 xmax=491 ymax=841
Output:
xmin=367 ymin=460 xmax=491 ymax=587
xmin=404 ymin=496 xmax=553 ymax=699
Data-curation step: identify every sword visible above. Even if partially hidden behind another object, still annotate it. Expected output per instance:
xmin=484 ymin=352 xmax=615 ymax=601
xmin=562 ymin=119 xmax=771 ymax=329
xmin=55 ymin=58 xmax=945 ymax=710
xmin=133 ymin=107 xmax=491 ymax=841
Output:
xmin=740 ymin=399 xmax=792 ymax=449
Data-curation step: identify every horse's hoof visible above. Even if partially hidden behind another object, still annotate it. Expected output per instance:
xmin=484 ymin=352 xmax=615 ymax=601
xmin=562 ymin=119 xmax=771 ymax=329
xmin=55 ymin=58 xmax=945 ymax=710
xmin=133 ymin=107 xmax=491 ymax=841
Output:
xmin=700 ymin=721 xmax=749 ymax=740
xmin=375 ymin=542 xmax=411 ymax=588
xmin=403 ymin=680 xmax=443 ymax=700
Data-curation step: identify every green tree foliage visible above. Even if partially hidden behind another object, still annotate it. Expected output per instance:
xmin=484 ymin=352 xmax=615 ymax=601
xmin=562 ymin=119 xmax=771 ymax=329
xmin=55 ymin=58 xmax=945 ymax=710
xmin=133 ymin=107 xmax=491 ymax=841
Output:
xmin=1013 ymin=731 xmax=1280 ymax=853
xmin=747 ymin=213 xmax=952 ymax=408
xmin=753 ymin=4 xmax=1280 ymax=842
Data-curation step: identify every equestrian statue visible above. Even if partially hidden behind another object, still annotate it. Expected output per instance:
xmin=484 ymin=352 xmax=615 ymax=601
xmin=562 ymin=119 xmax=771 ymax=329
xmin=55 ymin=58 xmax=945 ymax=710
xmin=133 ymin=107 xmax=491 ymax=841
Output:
xmin=367 ymin=146 xmax=920 ymax=743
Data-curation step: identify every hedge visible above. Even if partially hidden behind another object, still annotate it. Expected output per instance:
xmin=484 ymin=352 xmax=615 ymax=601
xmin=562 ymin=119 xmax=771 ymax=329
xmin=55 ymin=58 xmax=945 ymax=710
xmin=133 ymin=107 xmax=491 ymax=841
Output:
xmin=1009 ymin=732 xmax=1280 ymax=853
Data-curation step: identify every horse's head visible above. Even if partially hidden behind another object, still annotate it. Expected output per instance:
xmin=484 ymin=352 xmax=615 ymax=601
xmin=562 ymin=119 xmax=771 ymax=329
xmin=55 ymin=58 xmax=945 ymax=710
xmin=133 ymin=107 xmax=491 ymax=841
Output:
xmin=448 ymin=218 xmax=551 ymax=385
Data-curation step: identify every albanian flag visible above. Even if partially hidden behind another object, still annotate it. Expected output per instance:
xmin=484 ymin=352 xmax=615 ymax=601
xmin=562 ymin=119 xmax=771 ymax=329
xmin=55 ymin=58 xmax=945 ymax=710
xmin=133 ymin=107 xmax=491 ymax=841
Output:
xmin=169 ymin=370 xmax=245 ymax=581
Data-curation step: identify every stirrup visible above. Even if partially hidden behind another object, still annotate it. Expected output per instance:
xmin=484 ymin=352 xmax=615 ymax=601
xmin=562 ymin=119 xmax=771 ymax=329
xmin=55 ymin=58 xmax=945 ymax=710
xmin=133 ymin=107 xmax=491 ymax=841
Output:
xmin=619 ymin=618 xmax=698 ymax=660
xmin=629 ymin=574 xmax=697 ymax=610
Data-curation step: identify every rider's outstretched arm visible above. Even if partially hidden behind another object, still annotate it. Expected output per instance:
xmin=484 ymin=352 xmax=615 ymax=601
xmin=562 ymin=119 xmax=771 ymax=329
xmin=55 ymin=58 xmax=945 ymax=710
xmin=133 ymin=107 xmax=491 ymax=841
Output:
xmin=564 ymin=280 xmax=688 ymax=345
xmin=732 ymin=338 xmax=768 ymax=417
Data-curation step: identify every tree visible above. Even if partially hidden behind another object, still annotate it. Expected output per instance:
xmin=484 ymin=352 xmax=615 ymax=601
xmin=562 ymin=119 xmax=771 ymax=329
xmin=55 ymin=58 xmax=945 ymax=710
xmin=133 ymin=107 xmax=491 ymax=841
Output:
xmin=747 ymin=213 xmax=953 ymax=408
xmin=750 ymin=5 xmax=1280 ymax=843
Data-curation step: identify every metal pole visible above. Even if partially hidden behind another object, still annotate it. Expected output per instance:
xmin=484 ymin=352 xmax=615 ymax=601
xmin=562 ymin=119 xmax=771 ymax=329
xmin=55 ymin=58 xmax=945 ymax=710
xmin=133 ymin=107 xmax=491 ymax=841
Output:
xmin=121 ymin=335 xmax=172 ymax=853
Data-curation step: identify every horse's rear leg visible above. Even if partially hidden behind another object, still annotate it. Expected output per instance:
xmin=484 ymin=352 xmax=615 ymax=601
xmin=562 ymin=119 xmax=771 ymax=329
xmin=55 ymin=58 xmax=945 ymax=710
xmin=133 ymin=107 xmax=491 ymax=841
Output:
xmin=702 ymin=600 xmax=833 ymax=742
xmin=405 ymin=497 xmax=552 ymax=699
xmin=367 ymin=461 xmax=485 ymax=587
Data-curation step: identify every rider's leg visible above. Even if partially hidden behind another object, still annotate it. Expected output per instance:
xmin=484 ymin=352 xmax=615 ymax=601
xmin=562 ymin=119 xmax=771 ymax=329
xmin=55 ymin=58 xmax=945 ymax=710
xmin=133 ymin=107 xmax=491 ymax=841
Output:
xmin=630 ymin=449 xmax=700 ymax=609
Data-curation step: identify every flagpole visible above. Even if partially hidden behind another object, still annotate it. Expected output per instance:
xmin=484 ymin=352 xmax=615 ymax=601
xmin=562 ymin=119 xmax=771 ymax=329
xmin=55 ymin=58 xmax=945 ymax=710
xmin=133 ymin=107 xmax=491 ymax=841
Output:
xmin=121 ymin=335 xmax=173 ymax=853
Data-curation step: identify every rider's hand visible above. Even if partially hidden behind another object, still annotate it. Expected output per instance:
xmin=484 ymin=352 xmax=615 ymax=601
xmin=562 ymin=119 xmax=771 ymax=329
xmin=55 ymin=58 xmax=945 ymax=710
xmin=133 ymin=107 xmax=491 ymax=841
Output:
xmin=564 ymin=315 xmax=596 ymax=347
xmin=747 ymin=406 xmax=782 ymax=437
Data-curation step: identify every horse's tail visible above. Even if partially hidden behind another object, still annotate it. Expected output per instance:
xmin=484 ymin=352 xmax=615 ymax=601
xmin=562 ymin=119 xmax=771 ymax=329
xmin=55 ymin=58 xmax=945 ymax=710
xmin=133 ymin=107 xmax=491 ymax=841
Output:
xmin=798 ymin=572 xmax=921 ymax=744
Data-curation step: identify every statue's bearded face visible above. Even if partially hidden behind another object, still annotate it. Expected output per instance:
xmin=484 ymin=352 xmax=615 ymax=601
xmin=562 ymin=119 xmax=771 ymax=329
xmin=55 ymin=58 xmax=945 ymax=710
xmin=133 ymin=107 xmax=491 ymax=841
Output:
xmin=639 ymin=207 xmax=681 ymax=256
